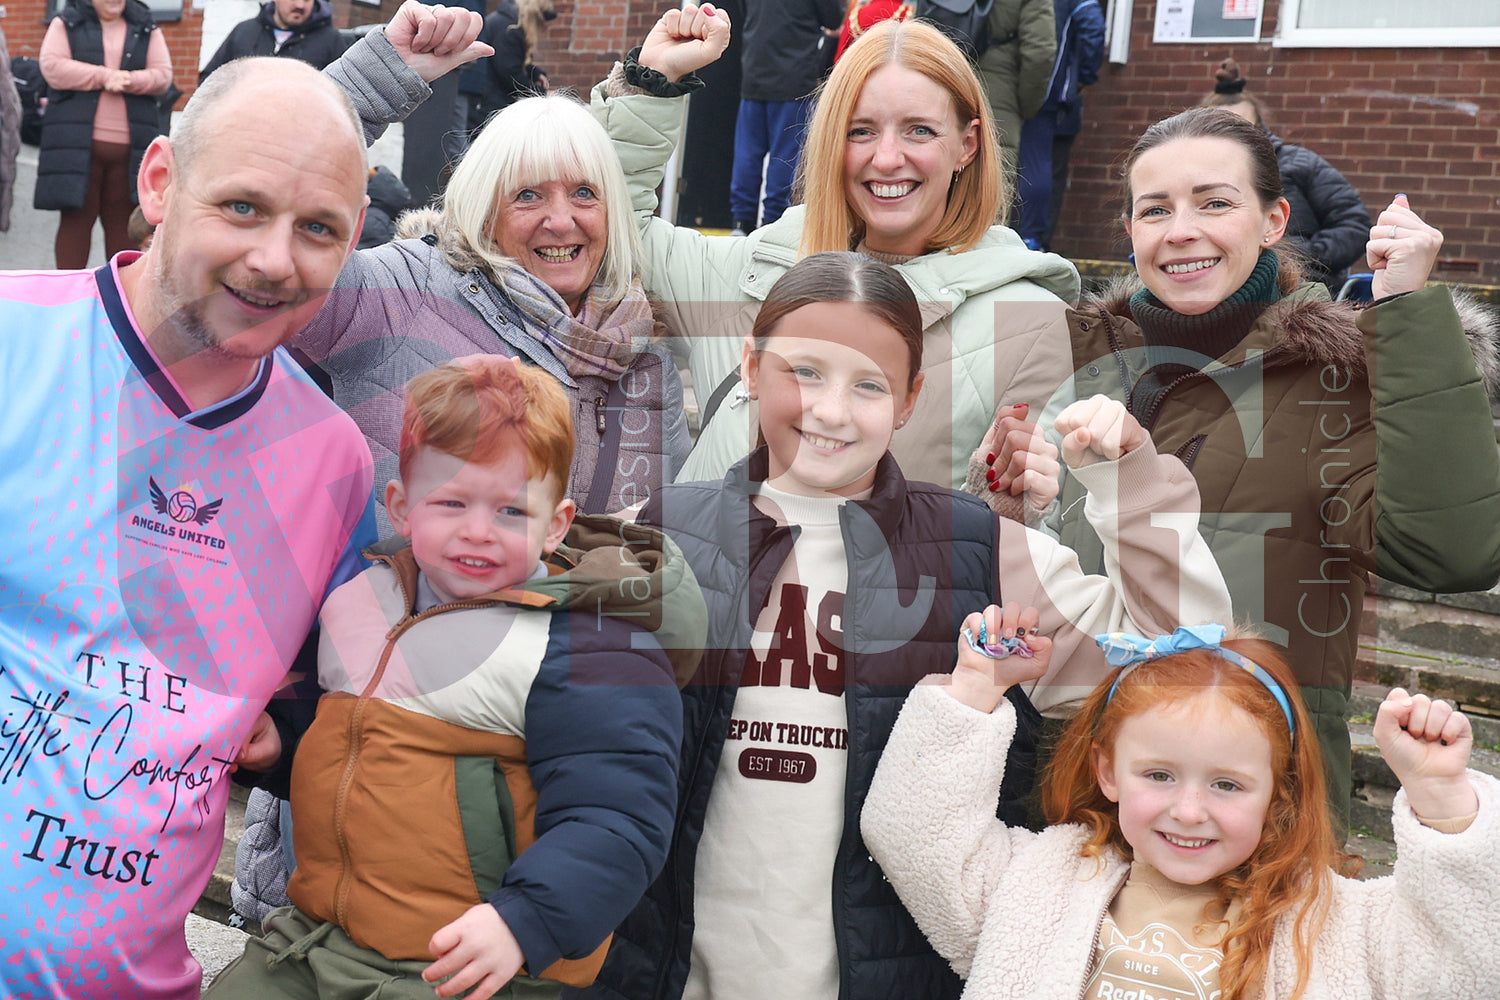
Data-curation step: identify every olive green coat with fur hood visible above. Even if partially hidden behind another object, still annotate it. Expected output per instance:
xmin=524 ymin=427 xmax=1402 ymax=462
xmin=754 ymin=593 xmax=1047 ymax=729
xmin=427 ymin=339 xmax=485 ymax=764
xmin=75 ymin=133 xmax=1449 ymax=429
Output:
xmin=1054 ymin=281 xmax=1500 ymax=804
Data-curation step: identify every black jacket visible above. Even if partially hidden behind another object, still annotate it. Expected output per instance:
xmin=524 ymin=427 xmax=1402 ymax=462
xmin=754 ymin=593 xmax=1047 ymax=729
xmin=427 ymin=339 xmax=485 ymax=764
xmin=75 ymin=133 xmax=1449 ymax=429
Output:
xmin=459 ymin=1 xmax=544 ymax=121
xmin=575 ymin=450 xmax=1040 ymax=1000
xmin=34 ymin=0 xmax=160 ymax=212
xmin=1272 ymin=133 xmax=1371 ymax=289
xmin=199 ymin=0 xmax=346 ymax=82
xmin=739 ymin=0 xmax=843 ymax=102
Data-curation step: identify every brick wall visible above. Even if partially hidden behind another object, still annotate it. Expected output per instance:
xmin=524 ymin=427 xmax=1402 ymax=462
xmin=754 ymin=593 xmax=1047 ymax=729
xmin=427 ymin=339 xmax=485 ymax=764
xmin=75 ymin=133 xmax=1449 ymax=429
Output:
xmin=4 ymin=0 xmax=204 ymax=106
xmin=531 ymin=0 xmax=639 ymax=98
xmin=1055 ymin=1 xmax=1500 ymax=284
xmin=540 ymin=0 xmax=1500 ymax=284
xmin=330 ymin=0 xmax=391 ymax=30
xmin=324 ymin=0 xmax=642 ymax=96
xmin=23 ymin=1 xmax=1487 ymax=282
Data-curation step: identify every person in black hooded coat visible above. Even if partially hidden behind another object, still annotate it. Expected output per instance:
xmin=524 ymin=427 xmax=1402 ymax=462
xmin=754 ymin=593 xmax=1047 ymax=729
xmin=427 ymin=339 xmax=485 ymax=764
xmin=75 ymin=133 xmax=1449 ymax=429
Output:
xmin=459 ymin=0 xmax=554 ymax=135
xmin=1200 ymin=58 xmax=1372 ymax=291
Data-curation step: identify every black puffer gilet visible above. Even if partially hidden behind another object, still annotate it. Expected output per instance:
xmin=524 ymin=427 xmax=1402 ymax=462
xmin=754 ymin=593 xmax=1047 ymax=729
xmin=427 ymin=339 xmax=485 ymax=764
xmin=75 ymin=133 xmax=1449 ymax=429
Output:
xmin=576 ymin=450 xmax=1041 ymax=1000
xmin=35 ymin=0 xmax=160 ymax=212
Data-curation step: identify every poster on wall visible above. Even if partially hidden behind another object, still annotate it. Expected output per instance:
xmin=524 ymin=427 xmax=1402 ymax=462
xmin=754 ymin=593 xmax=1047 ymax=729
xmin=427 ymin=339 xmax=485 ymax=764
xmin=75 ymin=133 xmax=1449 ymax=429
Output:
xmin=1152 ymin=0 xmax=1262 ymax=41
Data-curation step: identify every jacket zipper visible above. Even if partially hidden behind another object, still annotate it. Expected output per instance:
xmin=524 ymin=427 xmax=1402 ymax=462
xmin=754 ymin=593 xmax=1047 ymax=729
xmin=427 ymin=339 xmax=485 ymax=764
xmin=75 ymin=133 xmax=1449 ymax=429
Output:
xmin=1075 ymin=869 xmax=1130 ymax=1000
xmin=1177 ymin=434 xmax=1207 ymax=469
xmin=833 ymin=513 xmax=861 ymax=1000
xmin=1098 ymin=308 xmax=1288 ymax=433
xmin=1139 ymin=369 xmax=1211 ymax=432
xmin=1097 ymin=309 xmax=1134 ymax=396
xmin=328 ymin=572 xmax=517 ymax=927
xmin=1136 ymin=344 xmax=1288 ymax=432
xmin=651 ymin=520 xmax=795 ymax=1000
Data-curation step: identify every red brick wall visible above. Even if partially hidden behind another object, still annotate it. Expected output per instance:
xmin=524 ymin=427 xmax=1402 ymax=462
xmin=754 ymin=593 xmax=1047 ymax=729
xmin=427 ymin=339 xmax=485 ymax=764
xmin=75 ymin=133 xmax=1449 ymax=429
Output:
xmin=325 ymin=0 xmax=643 ymax=95
xmin=532 ymin=0 xmax=641 ymax=97
xmin=4 ymin=0 xmax=204 ymax=106
xmin=1055 ymin=1 xmax=1500 ymax=284
xmin=26 ymin=1 xmax=1488 ymax=281
xmin=542 ymin=0 xmax=1500 ymax=283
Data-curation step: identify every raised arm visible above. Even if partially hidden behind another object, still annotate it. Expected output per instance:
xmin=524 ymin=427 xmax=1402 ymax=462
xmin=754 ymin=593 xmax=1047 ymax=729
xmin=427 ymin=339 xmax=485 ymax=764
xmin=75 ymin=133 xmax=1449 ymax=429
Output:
xmin=590 ymin=2 xmax=730 ymax=234
xmin=588 ymin=4 xmax=754 ymax=406
xmin=324 ymin=0 xmax=490 ymax=145
xmin=862 ymin=684 xmax=1039 ymax=978
xmin=1003 ymin=396 xmax=1233 ymax=714
xmin=1332 ymin=690 xmax=1500 ymax=997
xmin=1357 ymin=196 xmax=1500 ymax=591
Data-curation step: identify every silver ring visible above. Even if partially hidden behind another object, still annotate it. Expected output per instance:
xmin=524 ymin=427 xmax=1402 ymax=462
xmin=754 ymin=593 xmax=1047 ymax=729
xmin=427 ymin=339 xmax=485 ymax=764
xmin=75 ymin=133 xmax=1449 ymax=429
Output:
xmin=1390 ymin=224 xmax=1399 ymax=239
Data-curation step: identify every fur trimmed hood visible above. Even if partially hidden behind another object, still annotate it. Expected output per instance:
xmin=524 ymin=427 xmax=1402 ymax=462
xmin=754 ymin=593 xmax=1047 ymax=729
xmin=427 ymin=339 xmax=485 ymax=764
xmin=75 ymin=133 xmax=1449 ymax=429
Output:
xmin=1086 ymin=276 xmax=1500 ymax=397
xmin=393 ymin=205 xmax=497 ymax=279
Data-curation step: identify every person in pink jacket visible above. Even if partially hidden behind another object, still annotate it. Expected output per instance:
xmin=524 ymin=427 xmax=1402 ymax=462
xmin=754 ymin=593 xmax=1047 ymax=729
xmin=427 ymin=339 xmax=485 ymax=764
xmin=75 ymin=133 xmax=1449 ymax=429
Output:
xmin=36 ymin=0 xmax=172 ymax=267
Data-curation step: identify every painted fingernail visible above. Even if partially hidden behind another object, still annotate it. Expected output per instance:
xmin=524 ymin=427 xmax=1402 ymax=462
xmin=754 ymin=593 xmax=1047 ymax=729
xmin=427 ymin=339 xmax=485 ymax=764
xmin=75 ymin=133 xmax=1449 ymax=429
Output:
xmin=986 ymin=453 xmax=996 ymax=464
xmin=988 ymin=481 xmax=1000 ymax=492
xmin=1015 ymin=627 xmax=1026 ymax=637
xmin=1015 ymin=403 xmax=1029 ymax=413
xmin=985 ymin=469 xmax=997 ymax=482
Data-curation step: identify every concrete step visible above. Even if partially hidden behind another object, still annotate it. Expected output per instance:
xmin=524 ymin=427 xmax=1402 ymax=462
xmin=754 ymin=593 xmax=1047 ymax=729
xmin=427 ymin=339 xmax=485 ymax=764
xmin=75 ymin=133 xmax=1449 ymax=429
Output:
xmin=1364 ymin=579 xmax=1500 ymax=671
xmin=1349 ymin=582 xmax=1500 ymax=843
xmin=1349 ymin=721 xmax=1500 ymax=840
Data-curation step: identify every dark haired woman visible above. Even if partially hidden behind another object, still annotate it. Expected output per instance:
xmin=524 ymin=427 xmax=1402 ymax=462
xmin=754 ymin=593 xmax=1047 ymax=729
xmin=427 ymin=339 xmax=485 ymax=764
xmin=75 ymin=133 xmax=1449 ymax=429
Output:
xmin=1054 ymin=106 xmax=1500 ymax=823
xmin=1200 ymin=58 xmax=1371 ymax=291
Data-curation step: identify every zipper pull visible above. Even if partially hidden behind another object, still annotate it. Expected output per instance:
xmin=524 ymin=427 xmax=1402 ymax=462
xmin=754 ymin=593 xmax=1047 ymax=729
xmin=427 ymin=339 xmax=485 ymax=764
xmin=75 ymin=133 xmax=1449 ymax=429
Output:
xmin=596 ymin=397 xmax=607 ymax=434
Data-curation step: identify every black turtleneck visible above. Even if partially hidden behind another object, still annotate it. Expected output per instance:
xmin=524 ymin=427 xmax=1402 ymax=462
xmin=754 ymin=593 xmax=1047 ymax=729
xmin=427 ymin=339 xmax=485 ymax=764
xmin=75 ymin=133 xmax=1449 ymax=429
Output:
xmin=1126 ymin=249 xmax=1282 ymax=421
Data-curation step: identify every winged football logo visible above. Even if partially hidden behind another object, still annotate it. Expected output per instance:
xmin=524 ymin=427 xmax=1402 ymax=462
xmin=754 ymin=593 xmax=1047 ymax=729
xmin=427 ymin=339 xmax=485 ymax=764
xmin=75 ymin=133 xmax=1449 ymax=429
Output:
xmin=150 ymin=477 xmax=223 ymax=526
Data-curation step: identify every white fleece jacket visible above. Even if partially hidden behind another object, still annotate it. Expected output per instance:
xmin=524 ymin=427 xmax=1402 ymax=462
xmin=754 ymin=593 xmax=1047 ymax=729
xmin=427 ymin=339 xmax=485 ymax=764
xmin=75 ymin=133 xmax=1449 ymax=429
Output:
xmin=862 ymin=683 xmax=1500 ymax=999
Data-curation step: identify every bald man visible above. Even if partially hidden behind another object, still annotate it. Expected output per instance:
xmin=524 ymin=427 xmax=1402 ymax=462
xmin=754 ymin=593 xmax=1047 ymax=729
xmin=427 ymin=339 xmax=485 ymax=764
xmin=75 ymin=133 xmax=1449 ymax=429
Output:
xmin=0 ymin=6 xmax=485 ymax=998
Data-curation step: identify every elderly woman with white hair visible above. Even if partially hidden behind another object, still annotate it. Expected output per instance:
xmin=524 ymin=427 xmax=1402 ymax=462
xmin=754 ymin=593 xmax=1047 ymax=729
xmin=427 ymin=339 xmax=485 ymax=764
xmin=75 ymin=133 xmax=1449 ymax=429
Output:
xmin=231 ymin=93 xmax=690 ymax=932
xmin=292 ymin=93 xmax=688 ymax=529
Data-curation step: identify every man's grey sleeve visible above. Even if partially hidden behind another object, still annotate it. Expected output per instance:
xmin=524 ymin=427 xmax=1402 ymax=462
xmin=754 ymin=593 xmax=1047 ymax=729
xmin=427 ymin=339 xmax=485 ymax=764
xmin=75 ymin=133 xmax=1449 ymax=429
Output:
xmin=324 ymin=27 xmax=433 ymax=146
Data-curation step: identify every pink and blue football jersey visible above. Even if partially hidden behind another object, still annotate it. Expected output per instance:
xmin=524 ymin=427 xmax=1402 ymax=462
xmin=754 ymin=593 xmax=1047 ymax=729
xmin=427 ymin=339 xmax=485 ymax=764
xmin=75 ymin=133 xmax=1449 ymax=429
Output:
xmin=0 ymin=257 xmax=374 ymax=999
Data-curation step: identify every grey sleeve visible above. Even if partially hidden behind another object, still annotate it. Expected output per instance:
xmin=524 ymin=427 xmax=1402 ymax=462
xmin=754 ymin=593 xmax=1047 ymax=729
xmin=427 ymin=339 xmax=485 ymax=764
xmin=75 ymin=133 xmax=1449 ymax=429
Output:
xmin=323 ymin=27 xmax=433 ymax=146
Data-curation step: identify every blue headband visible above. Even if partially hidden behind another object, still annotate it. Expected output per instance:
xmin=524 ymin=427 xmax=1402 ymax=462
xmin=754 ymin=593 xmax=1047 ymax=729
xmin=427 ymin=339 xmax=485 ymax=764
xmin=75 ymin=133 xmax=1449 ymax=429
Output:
xmin=1095 ymin=625 xmax=1296 ymax=737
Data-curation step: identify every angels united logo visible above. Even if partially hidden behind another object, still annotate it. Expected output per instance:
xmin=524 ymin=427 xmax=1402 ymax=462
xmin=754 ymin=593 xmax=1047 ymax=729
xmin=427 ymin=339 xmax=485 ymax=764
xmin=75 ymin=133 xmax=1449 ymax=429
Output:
xmin=150 ymin=477 xmax=222 ymax=526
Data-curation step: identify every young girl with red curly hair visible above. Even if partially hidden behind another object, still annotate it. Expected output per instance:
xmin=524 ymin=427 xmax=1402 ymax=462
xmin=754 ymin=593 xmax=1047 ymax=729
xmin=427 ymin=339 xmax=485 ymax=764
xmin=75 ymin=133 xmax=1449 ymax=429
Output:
xmin=863 ymin=620 xmax=1498 ymax=999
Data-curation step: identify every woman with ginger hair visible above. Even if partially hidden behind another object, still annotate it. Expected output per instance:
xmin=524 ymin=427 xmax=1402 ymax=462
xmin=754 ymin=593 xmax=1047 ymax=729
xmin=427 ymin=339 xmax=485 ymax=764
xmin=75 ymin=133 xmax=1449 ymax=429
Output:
xmin=592 ymin=5 xmax=1077 ymax=513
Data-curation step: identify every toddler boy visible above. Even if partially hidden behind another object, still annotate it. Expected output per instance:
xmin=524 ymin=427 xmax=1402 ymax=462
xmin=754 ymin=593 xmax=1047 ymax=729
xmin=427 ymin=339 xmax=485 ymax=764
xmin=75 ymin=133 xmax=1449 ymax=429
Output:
xmin=206 ymin=356 xmax=697 ymax=1000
